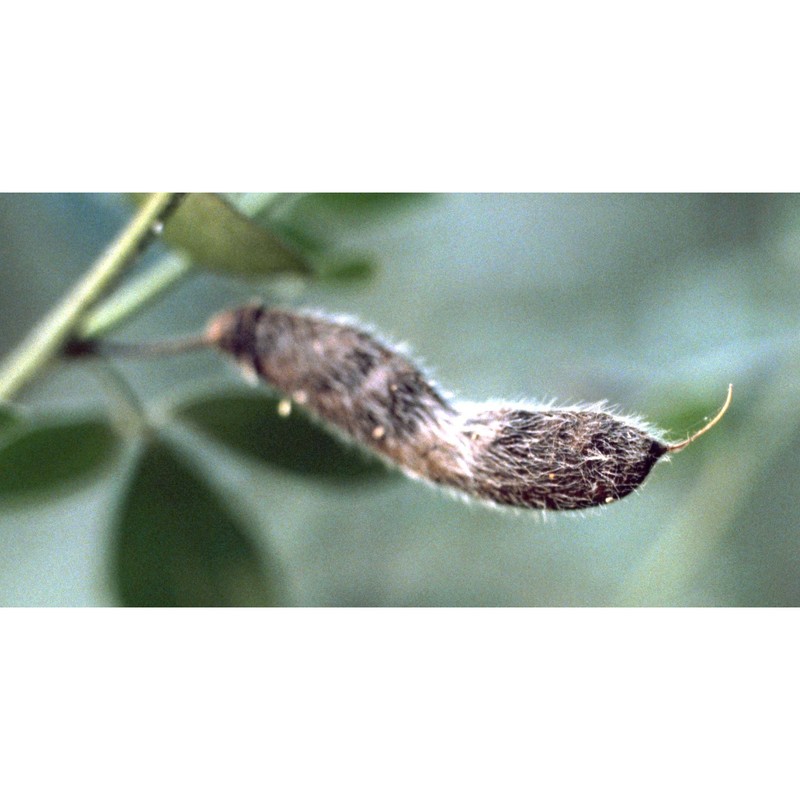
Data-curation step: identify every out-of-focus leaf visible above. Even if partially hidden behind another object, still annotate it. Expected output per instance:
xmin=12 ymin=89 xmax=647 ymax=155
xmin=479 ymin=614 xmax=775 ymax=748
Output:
xmin=0 ymin=417 xmax=120 ymax=500
xmin=316 ymin=256 xmax=376 ymax=285
xmin=254 ymin=217 xmax=376 ymax=285
xmin=174 ymin=389 xmax=389 ymax=483
xmin=113 ymin=437 xmax=281 ymax=607
xmin=0 ymin=403 xmax=20 ymax=439
xmin=131 ymin=193 xmax=312 ymax=279
xmin=251 ymin=193 xmax=431 ymax=283
xmin=286 ymin=193 xmax=433 ymax=226
xmin=264 ymin=217 xmax=328 ymax=256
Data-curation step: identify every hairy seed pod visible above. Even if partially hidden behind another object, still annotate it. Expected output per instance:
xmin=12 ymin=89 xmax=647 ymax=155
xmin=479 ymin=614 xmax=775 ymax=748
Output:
xmin=205 ymin=304 xmax=731 ymax=511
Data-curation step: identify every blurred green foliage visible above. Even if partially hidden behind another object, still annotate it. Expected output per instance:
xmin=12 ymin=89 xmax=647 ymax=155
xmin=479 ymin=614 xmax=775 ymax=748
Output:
xmin=113 ymin=436 xmax=280 ymax=607
xmin=0 ymin=193 xmax=797 ymax=606
xmin=0 ymin=416 xmax=120 ymax=501
xmin=0 ymin=403 xmax=19 ymax=438
xmin=176 ymin=388 xmax=389 ymax=483
xmin=131 ymin=192 xmax=313 ymax=279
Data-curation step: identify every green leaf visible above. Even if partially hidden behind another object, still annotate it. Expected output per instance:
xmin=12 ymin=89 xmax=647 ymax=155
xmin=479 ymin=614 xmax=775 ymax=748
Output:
xmin=175 ymin=389 xmax=389 ymax=483
xmin=282 ymin=193 xmax=433 ymax=228
xmin=316 ymin=255 xmax=377 ymax=285
xmin=0 ymin=416 xmax=120 ymax=500
xmin=131 ymin=193 xmax=312 ymax=279
xmin=0 ymin=403 xmax=20 ymax=439
xmin=254 ymin=218 xmax=376 ymax=285
xmin=263 ymin=217 xmax=328 ymax=257
xmin=113 ymin=437 xmax=281 ymax=607
xmin=252 ymin=193 xmax=431 ymax=282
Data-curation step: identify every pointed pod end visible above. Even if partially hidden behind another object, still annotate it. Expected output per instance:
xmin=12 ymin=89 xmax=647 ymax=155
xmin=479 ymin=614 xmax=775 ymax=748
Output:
xmin=666 ymin=383 xmax=733 ymax=453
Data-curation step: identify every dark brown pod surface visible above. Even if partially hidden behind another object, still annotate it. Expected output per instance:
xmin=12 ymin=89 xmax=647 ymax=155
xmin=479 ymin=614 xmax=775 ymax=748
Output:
xmin=207 ymin=305 xmax=728 ymax=511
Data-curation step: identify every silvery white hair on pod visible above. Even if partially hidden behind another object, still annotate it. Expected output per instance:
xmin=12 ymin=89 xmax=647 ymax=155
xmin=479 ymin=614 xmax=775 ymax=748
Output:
xmin=203 ymin=304 xmax=731 ymax=512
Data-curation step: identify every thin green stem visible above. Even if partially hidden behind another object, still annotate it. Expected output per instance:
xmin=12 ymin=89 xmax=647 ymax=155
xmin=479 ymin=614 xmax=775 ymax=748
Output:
xmin=78 ymin=254 xmax=193 ymax=339
xmin=0 ymin=193 xmax=183 ymax=401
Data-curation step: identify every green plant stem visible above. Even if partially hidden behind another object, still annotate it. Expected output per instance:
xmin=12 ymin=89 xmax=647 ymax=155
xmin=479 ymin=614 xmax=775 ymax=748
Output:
xmin=0 ymin=193 xmax=183 ymax=401
xmin=78 ymin=254 xmax=193 ymax=339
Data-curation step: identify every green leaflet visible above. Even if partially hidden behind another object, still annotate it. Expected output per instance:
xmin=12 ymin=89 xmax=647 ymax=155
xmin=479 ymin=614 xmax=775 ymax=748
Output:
xmin=0 ymin=403 xmax=20 ymax=440
xmin=0 ymin=416 xmax=120 ymax=501
xmin=175 ymin=389 xmax=389 ymax=483
xmin=132 ymin=192 xmax=313 ymax=279
xmin=113 ymin=436 xmax=281 ymax=607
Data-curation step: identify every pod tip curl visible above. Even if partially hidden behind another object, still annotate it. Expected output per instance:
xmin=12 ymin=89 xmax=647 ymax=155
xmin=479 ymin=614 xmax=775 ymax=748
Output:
xmin=666 ymin=383 xmax=733 ymax=453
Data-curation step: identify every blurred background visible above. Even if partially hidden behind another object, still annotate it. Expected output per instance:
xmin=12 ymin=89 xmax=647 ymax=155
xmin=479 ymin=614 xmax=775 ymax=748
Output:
xmin=0 ymin=193 xmax=797 ymax=606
